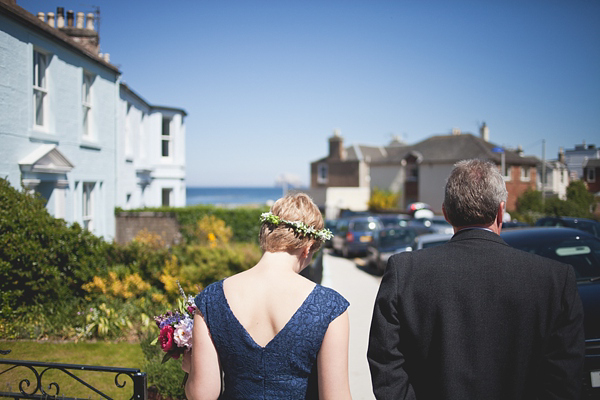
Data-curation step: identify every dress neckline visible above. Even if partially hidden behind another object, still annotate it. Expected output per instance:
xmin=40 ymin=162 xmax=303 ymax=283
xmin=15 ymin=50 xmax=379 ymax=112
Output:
xmin=218 ymin=279 xmax=319 ymax=349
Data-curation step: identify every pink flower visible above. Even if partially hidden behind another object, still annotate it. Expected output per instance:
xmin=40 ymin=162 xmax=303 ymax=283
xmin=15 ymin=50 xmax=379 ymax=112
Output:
xmin=159 ymin=325 xmax=175 ymax=352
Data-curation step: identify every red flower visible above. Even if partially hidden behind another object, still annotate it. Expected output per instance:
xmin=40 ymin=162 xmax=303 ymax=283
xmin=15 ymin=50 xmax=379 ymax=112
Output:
xmin=159 ymin=325 xmax=175 ymax=352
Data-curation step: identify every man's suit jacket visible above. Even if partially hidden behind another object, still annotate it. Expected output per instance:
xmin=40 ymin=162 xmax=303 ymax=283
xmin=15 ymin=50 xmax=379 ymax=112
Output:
xmin=368 ymin=228 xmax=584 ymax=400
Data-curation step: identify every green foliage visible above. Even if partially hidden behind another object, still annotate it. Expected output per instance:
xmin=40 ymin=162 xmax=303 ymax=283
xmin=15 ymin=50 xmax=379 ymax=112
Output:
xmin=0 ymin=178 xmax=108 ymax=315
xmin=368 ymin=188 xmax=400 ymax=211
xmin=130 ymin=204 xmax=268 ymax=244
xmin=140 ymin=332 xmax=186 ymax=399
xmin=513 ymin=180 xmax=597 ymax=223
xmin=175 ymin=243 xmax=261 ymax=292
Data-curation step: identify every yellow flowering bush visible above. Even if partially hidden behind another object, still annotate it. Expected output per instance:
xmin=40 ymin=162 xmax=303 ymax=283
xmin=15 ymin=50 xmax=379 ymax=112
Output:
xmin=82 ymin=271 xmax=151 ymax=299
xmin=192 ymin=215 xmax=233 ymax=246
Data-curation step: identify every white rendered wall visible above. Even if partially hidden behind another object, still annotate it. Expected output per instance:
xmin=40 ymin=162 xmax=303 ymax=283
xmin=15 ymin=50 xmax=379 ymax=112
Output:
xmin=418 ymin=163 xmax=452 ymax=214
xmin=0 ymin=14 xmax=118 ymax=239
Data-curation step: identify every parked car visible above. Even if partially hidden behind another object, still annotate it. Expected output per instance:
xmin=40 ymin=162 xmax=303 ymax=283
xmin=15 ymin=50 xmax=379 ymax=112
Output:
xmin=377 ymin=213 xmax=412 ymax=228
xmin=501 ymin=227 xmax=600 ymax=399
xmin=323 ymin=219 xmax=337 ymax=248
xmin=300 ymin=246 xmax=323 ymax=284
xmin=406 ymin=202 xmax=434 ymax=219
xmin=366 ymin=227 xmax=420 ymax=274
xmin=502 ymin=220 xmax=530 ymax=229
xmin=332 ymin=216 xmax=382 ymax=258
xmin=413 ymin=232 xmax=453 ymax=250
xmin=535 ymin=216 xmax=600 ymax=239
xmin=415 ymin=216 xmax=454 ymax=234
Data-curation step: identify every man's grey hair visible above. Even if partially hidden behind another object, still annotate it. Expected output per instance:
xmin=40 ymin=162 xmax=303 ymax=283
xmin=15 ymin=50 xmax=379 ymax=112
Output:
xmin=443 ymin=159 xmax=508 ymax=227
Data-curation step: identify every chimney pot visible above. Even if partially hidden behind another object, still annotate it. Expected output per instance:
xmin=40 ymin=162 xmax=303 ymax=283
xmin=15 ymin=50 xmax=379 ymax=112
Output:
xmin=67 ymin=10 xmax=74 ymax=27
xmin=37 ymin=12 xmax=45 ymax=22
xmin=56 ymin=7 xmax=65 ymax=28
xmin=480 ymin=121 xmax=490 ymax=142
xmin=85 ymin=13 xmax=95 ymax=30
xmin=76 ymin=12 xmax=85 ymax=29
xmin=46 ymin=12 xmax=55 ymax=28
xmin=103 ymin=53 xmax=110 ymax=62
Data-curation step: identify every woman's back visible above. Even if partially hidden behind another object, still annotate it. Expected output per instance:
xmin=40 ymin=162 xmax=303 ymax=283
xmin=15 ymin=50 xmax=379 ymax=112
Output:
xmin=195 ymin=277 xmax=349 ymax=399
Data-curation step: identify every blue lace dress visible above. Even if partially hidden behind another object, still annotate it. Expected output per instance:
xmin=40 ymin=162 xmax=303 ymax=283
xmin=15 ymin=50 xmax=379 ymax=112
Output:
xmin=194 ymin=279 xmax=349 ymax=399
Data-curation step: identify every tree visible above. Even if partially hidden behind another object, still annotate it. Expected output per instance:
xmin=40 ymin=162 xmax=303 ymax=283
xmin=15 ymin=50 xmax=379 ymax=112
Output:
xmin=368 ymin=188 xmax=400 ymax=211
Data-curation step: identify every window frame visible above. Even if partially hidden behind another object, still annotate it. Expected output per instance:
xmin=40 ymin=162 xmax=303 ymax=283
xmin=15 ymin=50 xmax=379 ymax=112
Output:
xmin=161 ymin=117 xmax=172 ymax=159
xmin=588 ymin=168 xmax=596 ymax=183
xmin=33 ymin=49 xmax=48 ymax=130
xmin=317 ymin=163 xmax=328 ymax=184
xmin=520 ymin=166 xmax=530 ymax=182
xmin=82 ymin=182 xmax=95 ymax=231
xmin=502 ymin=165 xmax=512 ymax=181
xmin=162 ymin=188 xmax=172 ymax=207
xmin=82 ymin=71 xmax=94 ymax=139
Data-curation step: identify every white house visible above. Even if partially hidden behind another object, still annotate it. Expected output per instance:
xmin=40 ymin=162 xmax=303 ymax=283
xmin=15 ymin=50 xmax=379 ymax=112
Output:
xmin=0 ymin=1 xmax=187 ymax=239
xmin=117 ymin=83 xmax=186 ymax=210
xmin=0 ymin=1 xmax=120 ymax=239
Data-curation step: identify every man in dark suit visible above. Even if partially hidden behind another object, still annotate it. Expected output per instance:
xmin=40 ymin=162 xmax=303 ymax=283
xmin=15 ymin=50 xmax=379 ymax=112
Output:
xmin=368 ymin=159 xmax=584 ymax=399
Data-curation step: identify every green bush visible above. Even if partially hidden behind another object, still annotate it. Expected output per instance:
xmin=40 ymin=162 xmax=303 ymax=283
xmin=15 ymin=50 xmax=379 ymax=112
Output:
xmin=140 ymin=332 xmax=186 ymax=399
xmin=368 ymin=188 xmax=400 ymax=211
xmin=0 ymin=179 xmax=108 ymax=316
xmin=125 ymin=205 xmax=268 ymax=244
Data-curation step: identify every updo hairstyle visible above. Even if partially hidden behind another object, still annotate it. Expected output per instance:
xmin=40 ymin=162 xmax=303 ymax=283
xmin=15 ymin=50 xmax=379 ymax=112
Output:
xmin=259 ymin=193 xmax=324 ymax=253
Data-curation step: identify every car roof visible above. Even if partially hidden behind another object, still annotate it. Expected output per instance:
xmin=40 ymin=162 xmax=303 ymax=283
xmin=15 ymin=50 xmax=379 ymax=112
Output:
xmin=417 ymin=233 xmax=453 ymax=243
xmin=537 ymin=216 xmax=599 ymax=223
xmin=501 ymin=226 xmax=598 ymax=242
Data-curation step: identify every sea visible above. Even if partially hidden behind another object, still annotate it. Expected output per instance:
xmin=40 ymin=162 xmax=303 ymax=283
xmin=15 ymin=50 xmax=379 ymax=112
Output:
xmin=186 ymin=187 xmax=294 ymax=207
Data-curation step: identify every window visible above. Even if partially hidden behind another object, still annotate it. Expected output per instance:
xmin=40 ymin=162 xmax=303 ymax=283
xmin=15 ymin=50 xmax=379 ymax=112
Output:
xmin=33 ymin=50 xmax=48 ymax=128
xmin=502 ymin=165 xmax=512 ymax=181
xmin=125 ymin=103 xmax=132 ymax=157
xmin=82 ymin=72 xmax=93 ymax=138
xmin=161 ymin=117 xmax=171 ymax=158
xmin=139 ymin=112 xmax=146 ymax=159
xmin=83 ymin=182 xmax=95 ymax=231
xmin=162 ymin=188 xmax=172 ymax=207
xmin=588 ymin=168 xmax=596 ymax=183
xmin=520 ymin=166 xmax=530 ymax=181
xmin=317 ymin=163 xmax=328 ymax=184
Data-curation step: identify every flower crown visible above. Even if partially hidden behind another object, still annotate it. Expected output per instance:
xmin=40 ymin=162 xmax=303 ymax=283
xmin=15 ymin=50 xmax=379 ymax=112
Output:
xmin=260 ymin=212 xmax=333 ymax=241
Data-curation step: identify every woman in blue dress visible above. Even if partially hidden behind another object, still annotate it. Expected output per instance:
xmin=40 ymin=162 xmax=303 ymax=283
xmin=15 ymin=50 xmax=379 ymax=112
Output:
xmin=182 ymin=193 xmax=352 ymax=399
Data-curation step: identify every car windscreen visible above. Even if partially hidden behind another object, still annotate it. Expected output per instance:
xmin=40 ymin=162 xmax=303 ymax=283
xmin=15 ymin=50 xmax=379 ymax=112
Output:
xmin=352 ymin=221 xmax=378 ymax=231
xmin=380 ymin=229 xmax=416 ymax=246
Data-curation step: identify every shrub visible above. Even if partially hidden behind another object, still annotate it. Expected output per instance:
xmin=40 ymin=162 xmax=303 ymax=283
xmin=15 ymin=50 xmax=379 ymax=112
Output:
xmin=140 ymin=332 xmax=186 ymax=399
xmin=0 ymin=178 xmax=109 ymax=316
xmin=368 ymin=188 xmax=400 ymax=211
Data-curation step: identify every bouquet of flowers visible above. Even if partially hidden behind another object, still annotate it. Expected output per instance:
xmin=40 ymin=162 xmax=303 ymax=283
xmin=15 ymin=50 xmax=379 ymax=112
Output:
xmin=152 ymin=281 xmax=196 ymax=363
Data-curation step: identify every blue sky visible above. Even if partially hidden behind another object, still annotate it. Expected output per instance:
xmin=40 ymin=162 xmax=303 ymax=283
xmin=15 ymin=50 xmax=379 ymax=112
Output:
xmin=18 ymin=0 xmax=600 ymax=187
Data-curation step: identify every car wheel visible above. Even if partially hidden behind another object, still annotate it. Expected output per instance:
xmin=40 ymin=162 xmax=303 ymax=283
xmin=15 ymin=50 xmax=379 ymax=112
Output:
xmin=342 ymin=246 xmax=350 ymax=258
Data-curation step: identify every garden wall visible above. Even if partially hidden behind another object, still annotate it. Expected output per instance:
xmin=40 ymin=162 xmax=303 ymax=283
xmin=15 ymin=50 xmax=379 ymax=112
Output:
xmin=115 ymin=212 xmax=182 ymax=245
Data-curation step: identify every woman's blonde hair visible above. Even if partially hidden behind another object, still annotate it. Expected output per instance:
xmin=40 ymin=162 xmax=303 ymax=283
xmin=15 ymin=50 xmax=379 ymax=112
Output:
xmin=259 ymin=193 xmax=324 ymax=253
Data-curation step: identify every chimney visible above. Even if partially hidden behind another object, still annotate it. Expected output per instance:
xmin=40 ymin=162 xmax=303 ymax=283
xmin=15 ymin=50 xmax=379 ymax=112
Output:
xmin=480 ymin=122 xmax=490 ymax=142
xmin=37 ymin=12 xmax=45 ymax=22
xmin=67 ymin=10 xmax=74 ymax=27
xmin=328 ymin=129 xmax=344 ymax=160
xmin=86 ymin=13 xmax=95 ymax=30
xmin=516 ymin=145 xmax=523 ymax=156
xmin=56 ymin=7 xmax=65 ymax=28
xmin=558 ymin=147 xmax=565 ymax=164
xmin=59 ymin=9 xmax=100 ymax=55
xmin=47 ymin=12 xmax=55 ymax=27
xmin=76 ymin=12 xmax=84 ymax=29
xmin=452 ymin=128 xmax=461 ymax=135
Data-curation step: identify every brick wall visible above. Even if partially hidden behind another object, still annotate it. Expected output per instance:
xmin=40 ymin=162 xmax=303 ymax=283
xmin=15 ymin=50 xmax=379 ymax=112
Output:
xmin=115 ymin=212 xmax=182 ymax=245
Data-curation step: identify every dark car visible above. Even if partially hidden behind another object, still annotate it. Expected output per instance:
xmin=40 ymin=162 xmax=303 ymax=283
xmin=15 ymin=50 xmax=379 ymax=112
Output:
xmin=535 ymin=216 xmax=600 ymax=239
xmin=502 ymin=220 xmax=530 ymax=229
xmin=377 ymin=214 xmax=412 ymax=229
xmin=366 ymin=227 xmax=420 ymax=274
xmin=332 ymin=216 xmax=382 ymax=258
xmin=500 ymin=227 xmax=600 ymax=399
xmin=323 ymin=219 xmax=337 ymax=248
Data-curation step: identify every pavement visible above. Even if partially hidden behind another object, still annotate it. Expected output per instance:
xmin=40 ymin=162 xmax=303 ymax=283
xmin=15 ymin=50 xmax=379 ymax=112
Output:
xmin=321 ymin=251 xmax=382 ymax=400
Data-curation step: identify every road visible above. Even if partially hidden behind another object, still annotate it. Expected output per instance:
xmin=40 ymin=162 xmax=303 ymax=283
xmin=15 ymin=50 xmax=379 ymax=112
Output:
xmin=321 ymin=251 xmax=381 ymax=400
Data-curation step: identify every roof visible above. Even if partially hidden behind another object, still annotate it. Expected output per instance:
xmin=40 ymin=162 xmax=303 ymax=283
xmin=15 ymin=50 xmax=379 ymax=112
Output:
xmin=583 ymin=158 xmax=600 ymax=168
xmin=120 ymin=83 xmax=188 ymax=116
xmin=0 ymin=0 xmax=119 ymax=74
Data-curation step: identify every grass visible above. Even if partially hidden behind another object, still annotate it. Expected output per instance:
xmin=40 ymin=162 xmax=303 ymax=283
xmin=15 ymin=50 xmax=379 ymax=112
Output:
xmin=0 ymin=340 xmax=145 ymax=399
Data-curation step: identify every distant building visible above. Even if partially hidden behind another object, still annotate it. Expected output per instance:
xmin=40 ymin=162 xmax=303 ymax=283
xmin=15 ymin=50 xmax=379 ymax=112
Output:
xmin=0 ymin=1 xmax=187 ymax=239
xmin=118 ymin=83 xmax=186 ymax=210
xmin=309 ymin=124 xmax=539 ymax=218
xmin=537 ymin=148 xmax=569 ymax=200
xmin=583 ymin=158 xmax=600 ymax=195
xmin=564 ymin=141 xmax=599 ymax=180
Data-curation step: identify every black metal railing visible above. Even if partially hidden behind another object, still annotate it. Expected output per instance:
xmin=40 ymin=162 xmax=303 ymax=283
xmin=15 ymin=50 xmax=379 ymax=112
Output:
xmin=0 ymin=350 xmax=147 ymax=399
